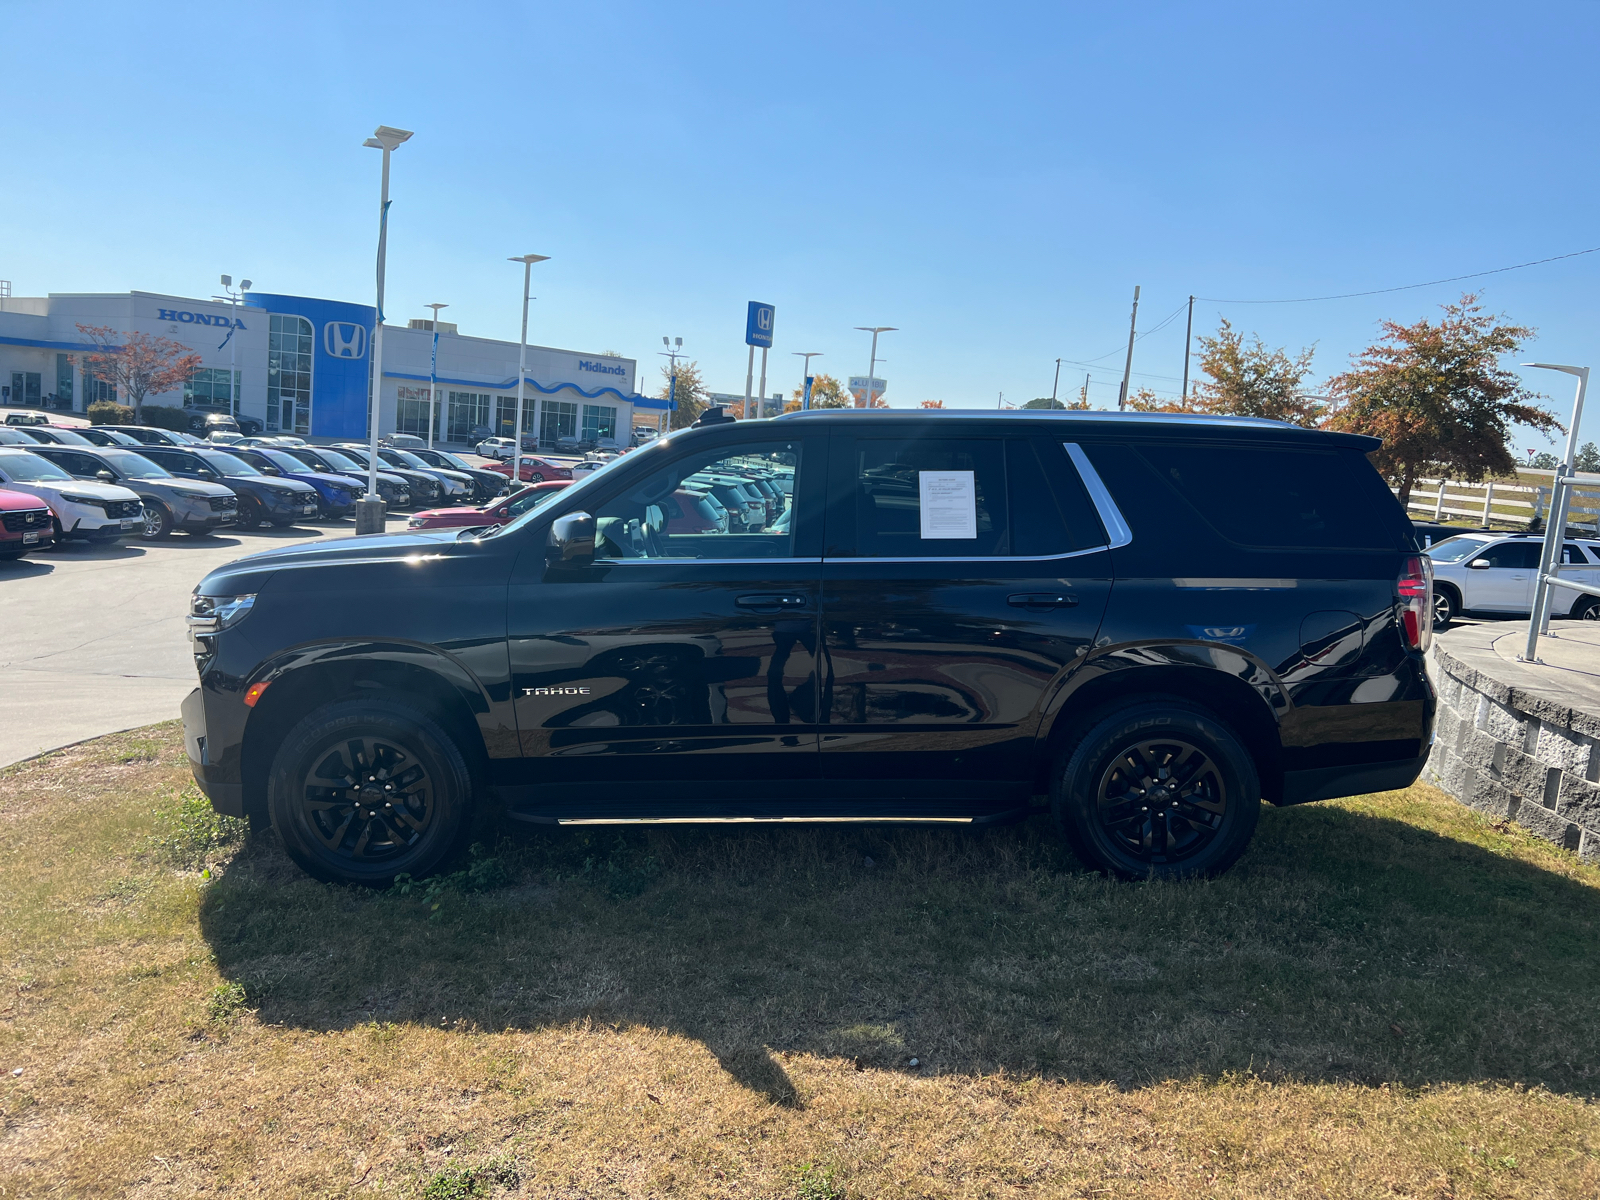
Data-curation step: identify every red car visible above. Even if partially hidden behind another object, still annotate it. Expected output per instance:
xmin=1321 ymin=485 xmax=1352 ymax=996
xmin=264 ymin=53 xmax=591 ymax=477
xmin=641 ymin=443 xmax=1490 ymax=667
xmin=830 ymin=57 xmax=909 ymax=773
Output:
xmin=482 ymin=455 xmax=575 ymax=484
xmin=0 ymin=487 xmax=56 ymax=561
xmin=406 ymin=480 xmax=573 ymax=530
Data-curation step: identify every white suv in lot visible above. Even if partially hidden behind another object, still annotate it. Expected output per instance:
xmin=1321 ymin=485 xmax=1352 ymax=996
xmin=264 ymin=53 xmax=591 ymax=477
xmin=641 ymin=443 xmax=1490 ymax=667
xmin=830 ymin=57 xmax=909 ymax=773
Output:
xmin=0 ymin=447 xmax=144 ymax=543
xmin=1426 ymin=531 xmax=1600 ymax=628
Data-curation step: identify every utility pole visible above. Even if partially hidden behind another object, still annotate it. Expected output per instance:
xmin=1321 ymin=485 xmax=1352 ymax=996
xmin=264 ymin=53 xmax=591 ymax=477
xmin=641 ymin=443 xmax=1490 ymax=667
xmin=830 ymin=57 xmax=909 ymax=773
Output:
xmin=1118 ymin=284 xmax=1140 ymax=411
xmin=1083 ymin=373 xmax=1090 ymax=408
xmin=1180 ymin=294 xmax=1194 ymax=408
xmin=1051 ymin=357 xmax=1061 ymax=404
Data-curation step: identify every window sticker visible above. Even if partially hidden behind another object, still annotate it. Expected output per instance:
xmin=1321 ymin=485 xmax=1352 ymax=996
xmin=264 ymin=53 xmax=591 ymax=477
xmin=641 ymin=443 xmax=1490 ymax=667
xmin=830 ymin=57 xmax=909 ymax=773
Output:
xmin=919 ymin=470 xmax=977 ymax=539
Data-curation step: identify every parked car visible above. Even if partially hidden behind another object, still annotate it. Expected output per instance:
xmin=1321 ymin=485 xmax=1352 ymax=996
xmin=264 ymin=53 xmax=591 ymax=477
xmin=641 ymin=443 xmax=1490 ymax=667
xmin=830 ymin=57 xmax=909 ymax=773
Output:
xmin=207 ymin=431 xmax=246 ymax=445
xmin=405 ymin=480 xmax=572 ymax=530
xmin=0 ymin=427 xmax=36 ymax=446
xmin=0 ymin=486 xmax=56 ymax=560
xmin=282 ymin=446 xmax=412 ymax=509
xmin=3 ymin=409 xmax=86 ymax=427
xmin=225 ymin=446 xmax=367 ymax=521
xmin=474 ymin=436 xmax=517 ymax=460
xmin=180 ymin=409 xmax=1435 ymax=887
xmin=185 ymin=408 xmax=264 ymax=437
xmin=326 ymin=446 xmax=444 ymax=508
xmin=131 ymin=444 xmax=319 ymax=529
xmin=483 ymin=454 xmax=575 ymax=484
xmin=1425 ymin=532 xmax=1600 ymax=629
xmin=361 ymin=446 xmax=474 ymax=505
xmin=405 ymin=447 xmax=507 ymax=503
xmin=29 ymin=444 xmax=240 ymax=539
xmin=96 ymin=425 xmax=196 ymax=447
xmin=64 ymin=425 xmax=145 ymax=448
xmin=12 ymin=426 xmax=95 ymax=446
xmin=467 ymin=424 xmax=493 ymax=445
xmin=631 ymin=426 xmax=659 ymax=447
xmin=1411 ymin=521 xmax=1482 ymax=550
xmin=382 ymin=433 xmax=428 ymax=450
xmin=0 ymin=447 xmax=143 ymax=543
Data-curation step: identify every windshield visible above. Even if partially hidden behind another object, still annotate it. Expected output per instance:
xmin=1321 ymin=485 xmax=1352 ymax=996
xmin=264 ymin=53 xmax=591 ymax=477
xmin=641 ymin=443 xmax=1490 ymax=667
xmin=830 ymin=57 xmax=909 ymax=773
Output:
xmin=0 ymin=453 xmax=72 ymax=482
xmin=259 ymin=449 xmax=309 ymax=473
xmin=100 ymin=450 xmax=172 ymax=479
xmin=390 ymin=449 xmax=430 ymax=468
xmin=339 ymin=449 xmax=373 ymax=467
xmin=1427 ymin=536 xmax=1495 ymax=563
xmin=313 ymin=449 xmax=361 ymax=472
xmin=480 ymin=443 xmax=650 ymax=540
xmin=435 ymin=452 xmax=472 ymax=470
xmin=199 ymin=450 xmax=261 ymax=476
xmin=45 ymin=429 xmax=93 ymax=445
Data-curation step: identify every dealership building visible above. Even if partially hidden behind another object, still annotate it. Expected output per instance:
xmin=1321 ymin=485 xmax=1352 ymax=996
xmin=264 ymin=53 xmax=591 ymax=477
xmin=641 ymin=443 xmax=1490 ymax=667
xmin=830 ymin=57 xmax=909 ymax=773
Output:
xmin=0 ymin=288 xmax=663 ymax=446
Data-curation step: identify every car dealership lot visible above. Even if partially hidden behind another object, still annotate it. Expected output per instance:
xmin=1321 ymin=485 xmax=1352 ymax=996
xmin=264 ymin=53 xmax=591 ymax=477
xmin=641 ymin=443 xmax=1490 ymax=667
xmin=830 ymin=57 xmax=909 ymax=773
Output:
xmin=0 ymin=515 xmax=413 ymax=766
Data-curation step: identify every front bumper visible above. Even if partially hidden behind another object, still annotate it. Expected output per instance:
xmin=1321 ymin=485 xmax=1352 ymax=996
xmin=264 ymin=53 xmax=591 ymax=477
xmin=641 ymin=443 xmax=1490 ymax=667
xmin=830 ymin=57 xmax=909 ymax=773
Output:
xmin=182 ymin=686 xmax=244 ymax=816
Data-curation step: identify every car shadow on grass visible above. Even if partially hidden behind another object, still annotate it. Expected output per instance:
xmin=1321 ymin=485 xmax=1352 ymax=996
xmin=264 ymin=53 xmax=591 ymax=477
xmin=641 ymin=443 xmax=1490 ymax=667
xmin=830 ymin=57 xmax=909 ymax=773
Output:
xmin=198 ymin=794 xmax=1600 ymax=1106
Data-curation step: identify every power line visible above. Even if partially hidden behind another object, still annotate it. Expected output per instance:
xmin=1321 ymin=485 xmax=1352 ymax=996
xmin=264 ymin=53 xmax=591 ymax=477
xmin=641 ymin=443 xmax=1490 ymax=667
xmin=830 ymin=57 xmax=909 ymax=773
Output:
xmin=1195 ymin=243 xmax=1600 ymax=305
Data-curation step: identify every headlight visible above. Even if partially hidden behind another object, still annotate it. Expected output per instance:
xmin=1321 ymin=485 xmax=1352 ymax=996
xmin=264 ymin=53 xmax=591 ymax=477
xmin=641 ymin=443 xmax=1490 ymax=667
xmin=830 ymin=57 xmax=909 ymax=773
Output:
xmin=59 ymin=492 xmax=101 ymax=505
xmin=188 ymin=593 xmax=256 ymax=640
xmin=171 ymin=487 xmax=213 ymax=499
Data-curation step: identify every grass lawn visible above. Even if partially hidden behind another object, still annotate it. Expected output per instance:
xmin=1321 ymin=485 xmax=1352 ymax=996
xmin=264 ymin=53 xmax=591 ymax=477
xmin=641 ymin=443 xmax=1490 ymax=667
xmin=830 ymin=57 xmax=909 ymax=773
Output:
xmin=1 ymin=724 xmax=1598 ymax=1198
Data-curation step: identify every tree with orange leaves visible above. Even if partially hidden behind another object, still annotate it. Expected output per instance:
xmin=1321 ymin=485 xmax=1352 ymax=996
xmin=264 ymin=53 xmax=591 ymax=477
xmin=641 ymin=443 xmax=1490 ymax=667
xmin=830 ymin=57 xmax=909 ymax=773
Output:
xmin=1324 ymin=295 xmax=1558 ymax=506
xmin=75 ymin=325 xmax=202 ymax=424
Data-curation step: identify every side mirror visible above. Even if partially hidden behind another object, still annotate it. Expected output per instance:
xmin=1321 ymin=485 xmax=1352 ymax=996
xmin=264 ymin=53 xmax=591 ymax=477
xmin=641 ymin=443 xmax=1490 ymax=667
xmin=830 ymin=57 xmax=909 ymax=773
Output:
xmin=96 ymin=470 xmax=116 ymax=483
xmin=262 ymin=466 xmax=281 ymax=476
xmin=547 ymin=511 xmax=595 ymax=565
xmin=1469 ymin=558 xmax=1491 ymax=570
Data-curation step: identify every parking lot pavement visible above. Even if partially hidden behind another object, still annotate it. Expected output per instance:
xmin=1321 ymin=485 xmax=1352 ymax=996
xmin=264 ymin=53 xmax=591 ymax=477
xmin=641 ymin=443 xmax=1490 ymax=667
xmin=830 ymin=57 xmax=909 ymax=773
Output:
xmin=0 ymin=516 xmax=413 ymax=767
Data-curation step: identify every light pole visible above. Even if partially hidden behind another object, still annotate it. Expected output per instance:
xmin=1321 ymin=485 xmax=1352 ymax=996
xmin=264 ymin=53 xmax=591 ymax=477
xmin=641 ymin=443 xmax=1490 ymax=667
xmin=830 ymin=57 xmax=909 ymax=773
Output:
xmin=356 ymin=124 xmax=412 ymax=535
xmin=1521 ymin=362 xmax=1591 ymax=660
xmin=793 ymin=351 xmax=822 ymax=410
xmin=854 ymin=326 xmax=895 ymax=408
xmin=1118 ymin=284 xmax=1140 ymax=411
xmin=424 ymin=302 xmax=447 ymax=448
xmin=1051 ymin=357 xmax=1061 ymax=405
xmin=509 ymin=254 xmax=551 ymax=485
xmin=217 ymin=275 xmax=251 ymax=420
xmin=659 ymin=336 xmax=684 ymax=432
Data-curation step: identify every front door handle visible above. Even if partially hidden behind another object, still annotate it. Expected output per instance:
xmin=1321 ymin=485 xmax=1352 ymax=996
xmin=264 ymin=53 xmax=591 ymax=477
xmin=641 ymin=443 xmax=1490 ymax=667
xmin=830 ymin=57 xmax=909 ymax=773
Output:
xmin=736 ymin=593 xmax=810 ymax=610
xmin=1008 ymin=592 xmax=1079 ymax=610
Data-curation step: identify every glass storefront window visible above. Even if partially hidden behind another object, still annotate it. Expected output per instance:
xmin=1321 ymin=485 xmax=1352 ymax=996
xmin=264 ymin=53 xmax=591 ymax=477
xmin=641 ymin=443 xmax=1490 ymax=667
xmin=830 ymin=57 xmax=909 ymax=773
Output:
xmin=539 ymin=400 xmax=577 ymax=445
xmin=81 ymin=365 xmax=115 ymax=405
xmin=582 ymin=404 xmax=617 ymax=443
xmin=446 ymin=391 xmax=491 ymax=443
xmin=8 ymin=372 xmax=41 ymax=407
xmin=56 ymin=355 xmax=74 ymax=409
xmin=267 ymin=315 xmax=313 ymax=435
xmin=494 ymin=394 xmax=538 ymax=439
xmin=184 ymin=367 xmax=240 ymax=412
xmin=396 ymin=386 xmax=441 ymax=437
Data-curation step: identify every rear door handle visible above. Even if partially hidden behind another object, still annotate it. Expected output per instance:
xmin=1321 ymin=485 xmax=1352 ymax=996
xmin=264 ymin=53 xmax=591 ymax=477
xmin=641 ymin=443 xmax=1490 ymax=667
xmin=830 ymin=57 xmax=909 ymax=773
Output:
xmin=1008 ymin=592 xmax=1079 ymax=609
xmin=736 ymin=593 xmax=810 ymax=610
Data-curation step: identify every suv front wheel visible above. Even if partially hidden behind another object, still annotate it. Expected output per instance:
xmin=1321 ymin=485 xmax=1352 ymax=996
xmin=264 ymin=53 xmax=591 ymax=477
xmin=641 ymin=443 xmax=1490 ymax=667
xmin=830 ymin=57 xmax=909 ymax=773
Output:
xmin=267 ymin=698 xmax=473 ymax=886
xmin=1052 ymin=701 xmax=1260 ymax=880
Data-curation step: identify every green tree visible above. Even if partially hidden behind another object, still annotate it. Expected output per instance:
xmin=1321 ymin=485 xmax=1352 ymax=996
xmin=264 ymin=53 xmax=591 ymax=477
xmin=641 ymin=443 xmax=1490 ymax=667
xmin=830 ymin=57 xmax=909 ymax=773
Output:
xmin=1193 ymin=318 xmax=1319 ymax=425
xmin=660 ymin=359 xmax=708 ymax=430
xmin=1576 ymin=442 xmax=1600 ymax=473
xmin=1023 ymin=397 xmax=1065 ymax=410
xmin=1325 ymin=295 xmax=1559 ymax=506
xmin=1530 ymin=451 xmax=1560 ymax=470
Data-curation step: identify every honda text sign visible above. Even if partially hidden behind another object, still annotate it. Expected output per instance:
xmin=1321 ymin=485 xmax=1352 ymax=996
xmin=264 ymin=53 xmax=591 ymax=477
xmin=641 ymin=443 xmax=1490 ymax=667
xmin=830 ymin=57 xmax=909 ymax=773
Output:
xmin=745 ymin=301 xmax=775 ymax=348
xmin=324 ymin=321 xmax=368 ymax=359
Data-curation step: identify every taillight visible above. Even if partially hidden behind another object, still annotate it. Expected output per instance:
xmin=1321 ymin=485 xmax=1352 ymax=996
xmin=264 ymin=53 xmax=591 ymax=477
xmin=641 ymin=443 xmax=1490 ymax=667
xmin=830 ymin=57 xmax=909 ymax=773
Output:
xmin=1398 ymin=554 xmax=1432 ymax=652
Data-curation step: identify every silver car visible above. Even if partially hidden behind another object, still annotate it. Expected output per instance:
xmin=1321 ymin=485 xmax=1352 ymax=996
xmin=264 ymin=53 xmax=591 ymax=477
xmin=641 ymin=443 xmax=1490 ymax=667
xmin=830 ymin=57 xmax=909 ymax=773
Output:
xmin=28 ymin=444 xmax=240 ymax=539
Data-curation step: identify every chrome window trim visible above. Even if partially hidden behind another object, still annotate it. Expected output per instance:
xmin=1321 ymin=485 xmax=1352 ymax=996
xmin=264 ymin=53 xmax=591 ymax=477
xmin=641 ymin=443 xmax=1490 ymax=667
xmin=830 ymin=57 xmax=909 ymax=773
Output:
xmin=593 ymin=556 xmax=822 ymax=566
xmin=820 ymin=544 xmax=1110 ymax=565
xmin=1063 ymin=442 xmax=1133 ymax=549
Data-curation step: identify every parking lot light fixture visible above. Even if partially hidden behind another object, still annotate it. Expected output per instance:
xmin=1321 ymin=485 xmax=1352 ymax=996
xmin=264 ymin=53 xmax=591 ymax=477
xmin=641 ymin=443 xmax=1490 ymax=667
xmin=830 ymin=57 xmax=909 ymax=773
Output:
xmin=357 ymin=124 xmax=413 ymax=535
xmin=425 ymin=302 xmax=448 ymax=448
xmin=793 ymin=351 xmax=822 ymax=410
xmin=509 ymin=255 xmax=551 ymax=483
xmin=854 ymin=327 xmax=895 ymax=409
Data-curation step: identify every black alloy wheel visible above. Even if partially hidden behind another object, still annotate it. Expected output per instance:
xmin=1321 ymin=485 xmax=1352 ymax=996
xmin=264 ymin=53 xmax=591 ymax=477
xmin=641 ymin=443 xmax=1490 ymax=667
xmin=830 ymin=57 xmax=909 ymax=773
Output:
xmin=1580 ymin=598 xmax=1600 ymax=621
xmin=237 ymin=495 xmax=265 ymax=530
xmin=1053 ymin=701 xmax=1260 ymax=880
xmin=268 ymin=699 xmax=472 ymax=886
xmin=141 ymin=502 xmax=174 ymax=540
xmin=1432 ymin=588 xmax=1457 ymax=631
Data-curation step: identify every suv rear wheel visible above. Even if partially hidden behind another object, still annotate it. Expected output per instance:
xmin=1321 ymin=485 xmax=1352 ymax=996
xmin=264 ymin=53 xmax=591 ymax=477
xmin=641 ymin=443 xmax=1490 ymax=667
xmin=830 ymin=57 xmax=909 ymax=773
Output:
xmin=1052 ymin=701 xmax=1260 ymax=880
xmin=267 ymin=699 xmax=473 ymax=886
xmin=1432 ymin=587 xmax=1458 ymax=630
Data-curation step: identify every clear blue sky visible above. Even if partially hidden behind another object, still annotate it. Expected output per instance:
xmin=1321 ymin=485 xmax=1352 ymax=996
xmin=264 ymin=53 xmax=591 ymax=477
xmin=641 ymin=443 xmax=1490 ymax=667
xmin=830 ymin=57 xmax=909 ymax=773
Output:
xmin=5 ymin=1 xmax=1598 ymax=450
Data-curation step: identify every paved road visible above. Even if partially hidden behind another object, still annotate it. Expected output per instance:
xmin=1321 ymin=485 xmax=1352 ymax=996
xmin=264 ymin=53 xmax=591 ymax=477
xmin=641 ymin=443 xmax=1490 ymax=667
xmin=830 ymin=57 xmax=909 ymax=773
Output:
xmin=0 ymin=515 xmax=414 ymax=766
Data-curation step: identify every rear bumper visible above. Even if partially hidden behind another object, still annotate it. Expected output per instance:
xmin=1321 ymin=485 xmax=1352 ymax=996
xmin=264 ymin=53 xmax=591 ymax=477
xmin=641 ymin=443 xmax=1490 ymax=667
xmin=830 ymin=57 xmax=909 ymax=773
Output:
xmin=182 ymin=686 xmax=244 ymax=816
xmin=1278 ymin=753 xmax=1430 ymax=806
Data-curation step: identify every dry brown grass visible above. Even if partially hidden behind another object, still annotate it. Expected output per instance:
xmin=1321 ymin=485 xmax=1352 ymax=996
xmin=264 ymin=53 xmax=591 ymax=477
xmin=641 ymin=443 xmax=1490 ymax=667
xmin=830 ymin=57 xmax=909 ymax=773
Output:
xmin=1 ymin=723 xmax=1597 ymax=1198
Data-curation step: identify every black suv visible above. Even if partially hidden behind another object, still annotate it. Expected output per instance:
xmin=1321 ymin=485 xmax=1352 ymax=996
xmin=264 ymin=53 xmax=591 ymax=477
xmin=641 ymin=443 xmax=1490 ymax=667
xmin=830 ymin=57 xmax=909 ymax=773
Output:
xmin=181 ymin=411 xmax=1435 ymax=886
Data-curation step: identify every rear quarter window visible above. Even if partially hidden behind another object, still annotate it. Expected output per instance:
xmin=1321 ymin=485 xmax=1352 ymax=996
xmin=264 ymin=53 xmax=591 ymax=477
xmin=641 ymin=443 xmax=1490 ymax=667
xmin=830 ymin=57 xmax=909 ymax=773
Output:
xmin=1135 ymin=442 xmax=1406 ymax=550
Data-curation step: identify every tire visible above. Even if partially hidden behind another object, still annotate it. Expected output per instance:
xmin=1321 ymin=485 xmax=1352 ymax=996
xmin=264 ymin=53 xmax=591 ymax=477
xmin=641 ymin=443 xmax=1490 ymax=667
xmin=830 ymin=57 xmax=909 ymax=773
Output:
xmin=1432 ymin=587 xmax=1458 ymax=631
xmin=527 ymin=471 xmax=544 ymax=484
xmin=1576 ymin=597 xmax=1600 ymax=621
xmin=1051 ymin=701 xmax=1261 ymax=880
xmin=237 ymin=496 xmax=265 ymax=530
xmin=267 ymin=698 xmax=474 ymax=886
xmin=140 ymin=502 xmax=174 ymax=541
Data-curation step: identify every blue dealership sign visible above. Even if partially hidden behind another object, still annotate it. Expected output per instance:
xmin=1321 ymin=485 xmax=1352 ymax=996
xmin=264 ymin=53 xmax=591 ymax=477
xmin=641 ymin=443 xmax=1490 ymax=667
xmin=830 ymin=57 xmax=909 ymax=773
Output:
xmin=745 ymin=301 xmax=775 ymax=348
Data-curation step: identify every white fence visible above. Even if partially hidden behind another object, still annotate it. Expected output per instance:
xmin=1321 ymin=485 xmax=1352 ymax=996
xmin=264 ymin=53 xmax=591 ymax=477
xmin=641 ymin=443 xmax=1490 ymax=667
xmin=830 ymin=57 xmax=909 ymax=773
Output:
xmin=1401 ymin=470 xmax=1600 ymax=533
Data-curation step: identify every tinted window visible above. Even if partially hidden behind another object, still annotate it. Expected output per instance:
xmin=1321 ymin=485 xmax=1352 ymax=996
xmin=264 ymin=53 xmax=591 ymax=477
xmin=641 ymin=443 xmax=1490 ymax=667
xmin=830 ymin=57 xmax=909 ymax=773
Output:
xmin=0 ymin=452 xmax=72 ymax=482
xmin=1136 ymin=443 xmax=1399 ymax=549
xmin=1562 ymin=543 xmax=1590 ymax=564
xmin=200 ymin=450 xmax=261 ymax=475
xmin=847 ymin=439 xmax=1006 ymax=558
xmin=1011 ymin=439 xmax=1108 ymax=554
xmin=40 ymin=450 xmax=103 ymax=477
xmin=1480 ymin=541 xmax=1542 ymax=569
xmin=592 ymin=441 xmax=802 ymax=560
xmin=99 ymin=450 xmax=171 ymax=479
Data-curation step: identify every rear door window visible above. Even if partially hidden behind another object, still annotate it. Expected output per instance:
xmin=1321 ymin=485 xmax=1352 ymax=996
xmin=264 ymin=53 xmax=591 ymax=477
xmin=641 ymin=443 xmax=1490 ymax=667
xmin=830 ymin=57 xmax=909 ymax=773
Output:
xmin=847 ymin=439 xmax=1007 ymax=558
xmin=1481 ymin=541 xmax=1541 ymax=569
xmin=1135 ymin=442 xmax=1401 ymax=549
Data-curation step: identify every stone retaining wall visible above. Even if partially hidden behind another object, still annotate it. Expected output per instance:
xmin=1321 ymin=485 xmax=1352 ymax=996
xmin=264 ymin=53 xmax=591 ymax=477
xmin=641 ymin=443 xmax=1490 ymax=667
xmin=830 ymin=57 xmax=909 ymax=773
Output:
xmin=1425 ymin=644 xmax=1600 ymax=863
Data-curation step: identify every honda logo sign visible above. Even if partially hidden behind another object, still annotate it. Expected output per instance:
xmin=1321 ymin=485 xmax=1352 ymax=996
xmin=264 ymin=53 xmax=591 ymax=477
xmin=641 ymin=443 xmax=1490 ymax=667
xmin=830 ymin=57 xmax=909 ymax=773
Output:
xmin=324 ymin=321 xmax=368 ymax=359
